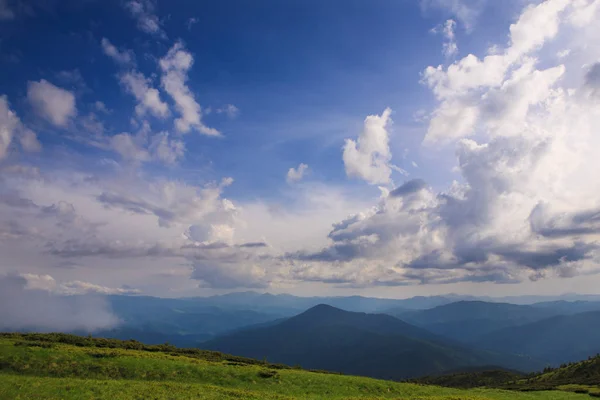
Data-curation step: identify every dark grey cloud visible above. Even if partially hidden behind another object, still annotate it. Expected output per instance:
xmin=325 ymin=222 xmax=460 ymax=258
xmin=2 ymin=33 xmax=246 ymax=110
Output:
xmin=97 ymin=192 xmax=176 ymax=227
xmin=182 ymin=241 xmax=268 ymax=251
xmin=47 ymin=238 xmax=177 ymax=258
xmin=495 ymin=242 xmax=596 ymax=270
xmin=585 ymin=62 xmax=600 ymax=97
xmin=238 ymin=242 xmax=268 ymax=248
xmin=530 ymin=203 xmax=600 ymax=238
xmin=0 ymin=192 xmax=36 ymax=208
xmin=0 ymin=219 xmax=37 ymax=240
xmin=389 ymin=179 xmax=427 ymax=197
xmin=289 ymin=241 xmax=368 ymax=263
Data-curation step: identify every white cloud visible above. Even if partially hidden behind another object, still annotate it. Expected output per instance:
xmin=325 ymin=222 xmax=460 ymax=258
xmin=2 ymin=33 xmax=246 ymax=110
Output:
xmin=432 ymin=19 xmax=458 ymax=57
xmin=442 ymin=19 xmax=458 ymax=57
xmin=159 ymin=42 xmax=219 ymax=136
xmin=110 ymin=132 xmax=150 ymax=163
xmin=101 ymin=38 xmax=134 ymax=65
xmin=19 ymin=129 xmax=41 ymax=153
xmin=285 ymin=0 xmax=600 ymax=288
xmin=149 ymin=132 xmax=185 ymax=165
xmin=0 ymin=274 xmax=121 ymax=332
xmin=287 ymin=163 xmax=309 ymax=183
xmin=105 ymin=121 xmax=184 ymax=165
xmin=3 ymin=0 xmax=600 ymax=296
xmin=421 ymin=0 xmax=486 ymax=31
xmin=0 ymin=95 xmax=41 ymax=159
xmin=101 ymin=39 xmax=169 ymax=119
xmin=94 ymin=101 xmax=111 ymax=114
xmin=119 ymin=72 xmax=170 ymax=118
xmin=27 ymin=80 xmax=77 ymax=127
xmin=0 ymin=96 xmax=19 ymax=160
xmin=124 ymin=0 xmax=165 ymax=37
xmin=343 ymin=108 xmax=396 ymax=185
xmin=421 ymin=0 xmax=572 ymax=143
xmin=20 ymin=273 xmax=140 ymax=295
xmin=215 ymin=104 xmax=240 ymax=119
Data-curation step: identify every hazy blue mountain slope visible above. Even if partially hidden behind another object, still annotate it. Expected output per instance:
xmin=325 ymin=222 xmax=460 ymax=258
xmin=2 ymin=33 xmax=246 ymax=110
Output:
xmin=388 ymin=301 xmax=561 ymax=342
xmin=474 ymin=311 xmax=600 ymax=365
xmin=204 ymin=304 xmax=542 ymax=380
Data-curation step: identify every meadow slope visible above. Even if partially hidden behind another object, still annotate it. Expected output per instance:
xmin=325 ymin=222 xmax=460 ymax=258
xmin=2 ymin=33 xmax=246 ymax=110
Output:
xmin=0 ymin=333 xmax=590 ymax=400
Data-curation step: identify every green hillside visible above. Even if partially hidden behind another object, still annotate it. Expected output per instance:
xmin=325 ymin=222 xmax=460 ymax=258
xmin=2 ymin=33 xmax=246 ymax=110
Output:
xmin=503 ymin=354 xmax=600 ymax=396
xmin=410 ymin=355 xmax=600 ymax=397
xmin=0 ymin=333 xmax=589 ymax=400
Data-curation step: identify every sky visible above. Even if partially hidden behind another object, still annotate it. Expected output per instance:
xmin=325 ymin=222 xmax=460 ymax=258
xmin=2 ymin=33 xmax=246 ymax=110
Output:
xmin=1 ymin=0 xmax=600 ymax=300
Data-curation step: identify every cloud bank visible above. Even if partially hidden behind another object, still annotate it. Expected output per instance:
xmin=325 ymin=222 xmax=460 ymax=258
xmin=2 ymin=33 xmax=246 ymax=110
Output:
xmin=0 ymin=274 xmax=121 ymax=332
xmin=1 ymin=0 xmax=600 ymax=301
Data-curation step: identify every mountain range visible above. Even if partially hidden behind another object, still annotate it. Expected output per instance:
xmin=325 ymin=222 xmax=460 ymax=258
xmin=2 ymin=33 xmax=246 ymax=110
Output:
xmin=203 ymin=304 xmax=542 ymax=380
xmin=66 ymin=292 xmax=600 ymax=380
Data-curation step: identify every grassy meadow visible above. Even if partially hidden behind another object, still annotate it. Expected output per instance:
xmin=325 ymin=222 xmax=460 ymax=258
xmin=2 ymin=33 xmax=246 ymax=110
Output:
xmin=0 ymin=333 xmax=592 ymax=400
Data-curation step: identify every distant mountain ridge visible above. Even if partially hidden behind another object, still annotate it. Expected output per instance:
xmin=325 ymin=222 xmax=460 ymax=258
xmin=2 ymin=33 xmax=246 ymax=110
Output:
xmin=387 ymin=301 xmax=566 ymax=342
xmin=474 ymin=310 xmax=600 ymax=365
xmin=203 ymin=304 xmax=542 ymax=380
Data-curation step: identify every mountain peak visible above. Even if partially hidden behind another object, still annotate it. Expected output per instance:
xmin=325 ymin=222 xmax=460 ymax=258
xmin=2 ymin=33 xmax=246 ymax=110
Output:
xmin=301 ymin=303 xmax=346 ymax=315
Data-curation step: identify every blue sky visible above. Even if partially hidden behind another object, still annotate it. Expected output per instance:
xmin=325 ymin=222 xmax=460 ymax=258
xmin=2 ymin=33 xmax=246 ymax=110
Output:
xmin=0 ymin=0 xmax=505 ymax=197
xmin=1 ymin=0 xmax=600 ymax=300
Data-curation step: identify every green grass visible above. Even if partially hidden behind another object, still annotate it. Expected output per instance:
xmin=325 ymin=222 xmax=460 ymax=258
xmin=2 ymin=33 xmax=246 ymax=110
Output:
xmin=0 ymin=333 xmax=591 ymax=400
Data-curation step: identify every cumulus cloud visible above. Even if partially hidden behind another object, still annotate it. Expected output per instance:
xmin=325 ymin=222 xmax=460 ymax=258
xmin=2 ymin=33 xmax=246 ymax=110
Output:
xmin=124 ymin=0 xmax=165 ymax=37
xmin=0 ymin=95 xmax=41 ymax=159
xmin=287 ymin=163 xmax=309 ymax=183
xmin=110 ymin=132 xmax=150 ymax=163
xmin=106 ymin=125 xmax=184 ymax=166
xmin=343 ymin=108 xmax=397 ymax=185
xmin=3 ymin=0 xmax=600 ymax=295
xmin=0 ymin=274 xmax=121 ymax=332
xmin=96 ymin=178 xmax=234 ymax=228
xmin=421 ymin=0 xmax=571 ymax=143
xmin=101 ymin=38 xmax=169 ymax=119
xmin=149 ymin=132 xmax=185 ymax=165
xmin=287 ymin=0 xmax=600 ymax=287
xmin=0 ymin=164 xmax=263 ymax=291
xmin=101 ymin=38 xmax=134 ymax=66
xmin=119 ymin=72 xmax=170 ymax=118
xmin=159 ymin=42 xmax=219 ymax=135
xmin=19 ymin=129 xmax=41 ymax=153
xmin=27 ymin=80 xmax=77 ymax=127
xmin=0 ymin=96 xmax=18 ymax=159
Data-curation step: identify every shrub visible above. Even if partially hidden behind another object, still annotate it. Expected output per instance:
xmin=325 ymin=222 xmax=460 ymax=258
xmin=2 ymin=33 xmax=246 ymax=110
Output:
xmin=257 ymin=370 xmax=278 ymax=379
